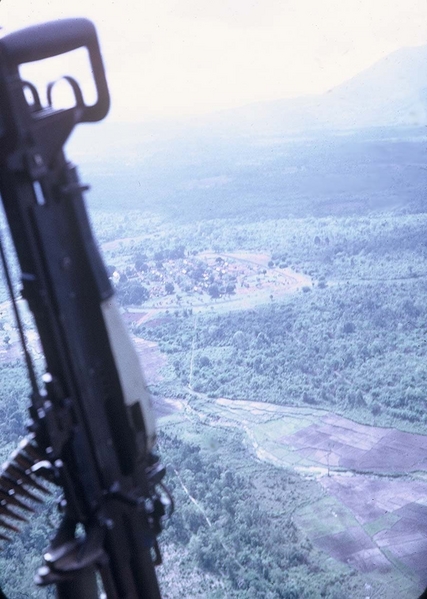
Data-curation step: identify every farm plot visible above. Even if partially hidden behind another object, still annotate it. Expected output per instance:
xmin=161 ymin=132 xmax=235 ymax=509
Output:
xmin=187 ymin=396 xmax=427 ymax=593
xmin=280 ymin=413 xmax=427 ymax=474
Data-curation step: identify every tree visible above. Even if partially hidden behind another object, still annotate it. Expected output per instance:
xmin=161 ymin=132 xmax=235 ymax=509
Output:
xmin=198 ymin=355 xmax=211 ymax=368
xmin=118 ymin=281 xmax=149 ymax=305
xmin=165 ymin=282 xmax=175 ymax=295
xmin=208 ymin=284 xmax=220 ymax=298
xmin=233 ymin=331 xmax=247 ymax=349
xmin=342 ymin=321 xmax=356 ymax=334
xmin=371 ymin=402 xmax=381 ymax=416
xmin=134 ymin=254 xmax=148 ymax=271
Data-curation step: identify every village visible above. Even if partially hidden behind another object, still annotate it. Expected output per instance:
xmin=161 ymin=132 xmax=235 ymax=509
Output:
xmin=108 ymin=248 xmax=311 ymax=319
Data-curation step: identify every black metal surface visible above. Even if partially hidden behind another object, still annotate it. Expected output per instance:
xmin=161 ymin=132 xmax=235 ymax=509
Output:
xmin=0 ymin=18 xmax=109 ymax=122
xmin=0 ymin=19 xmax=166 ymax=599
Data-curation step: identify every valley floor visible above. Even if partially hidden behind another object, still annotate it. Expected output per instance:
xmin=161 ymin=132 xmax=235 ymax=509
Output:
xmin=156 ymin=394 xmax=427 ymax=597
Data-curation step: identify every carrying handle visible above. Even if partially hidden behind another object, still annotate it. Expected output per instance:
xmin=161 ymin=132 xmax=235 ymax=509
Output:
xmin=0 ymin=18 xmax=109 ymax=122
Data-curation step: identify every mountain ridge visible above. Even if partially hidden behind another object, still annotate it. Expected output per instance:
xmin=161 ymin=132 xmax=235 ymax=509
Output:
xmin=194 ymin=43 xmax=427 ymax=135
xmin=68 ymin=44 xmax=427 ymax=161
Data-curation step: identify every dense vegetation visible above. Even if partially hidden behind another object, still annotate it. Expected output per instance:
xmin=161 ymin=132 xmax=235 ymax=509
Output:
xmin=137 ymin=279 xmax=427 ymax=429
xmin=129 ymin=208 xmax=427 ymax=431
xmin=157 ymin=429 xmax=384 ymax=598
xmin=83 ymin=126 xmax=427 ymax=222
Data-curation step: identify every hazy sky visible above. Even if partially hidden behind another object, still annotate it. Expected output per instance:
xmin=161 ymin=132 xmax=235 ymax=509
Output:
xmin=2 ymin=0 xmax=427 ymax=121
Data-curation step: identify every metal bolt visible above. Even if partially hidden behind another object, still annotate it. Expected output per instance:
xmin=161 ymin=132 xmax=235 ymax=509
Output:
xmin=42 ymin=372 xmax=53 ymax=384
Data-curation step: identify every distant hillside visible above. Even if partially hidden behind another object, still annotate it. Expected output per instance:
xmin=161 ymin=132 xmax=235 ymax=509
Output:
xmin=68 ymin=44 xmax=427 ymax=157
xmin=66 ymin=44 xmax=427 ymax=221
xmin=202 ymin=44 xmax=427 ymax=135
xmin=70 ymin=45 xmax=427 ymax=161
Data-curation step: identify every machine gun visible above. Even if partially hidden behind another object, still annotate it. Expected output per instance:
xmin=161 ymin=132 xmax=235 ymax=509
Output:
xmin=0 ymin=19 xmax=171 ymax=598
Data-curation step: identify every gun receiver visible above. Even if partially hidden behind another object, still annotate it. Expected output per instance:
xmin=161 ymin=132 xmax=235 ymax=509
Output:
xmin=0 ymin=19 xmax=170 ymax=598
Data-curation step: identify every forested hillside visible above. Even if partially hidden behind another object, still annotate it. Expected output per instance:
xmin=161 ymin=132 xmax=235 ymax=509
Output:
xmin=138 ymin=277 xmax=427 ymax=429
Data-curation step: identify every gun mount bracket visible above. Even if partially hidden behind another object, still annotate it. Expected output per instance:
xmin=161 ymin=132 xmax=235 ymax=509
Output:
xmin=35 ymin=517 xmax=107 ymax=587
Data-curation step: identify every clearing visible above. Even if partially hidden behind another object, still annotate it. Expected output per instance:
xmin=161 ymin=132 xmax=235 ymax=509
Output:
xmin=158 ymin=393 xmax=427 ymax=596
